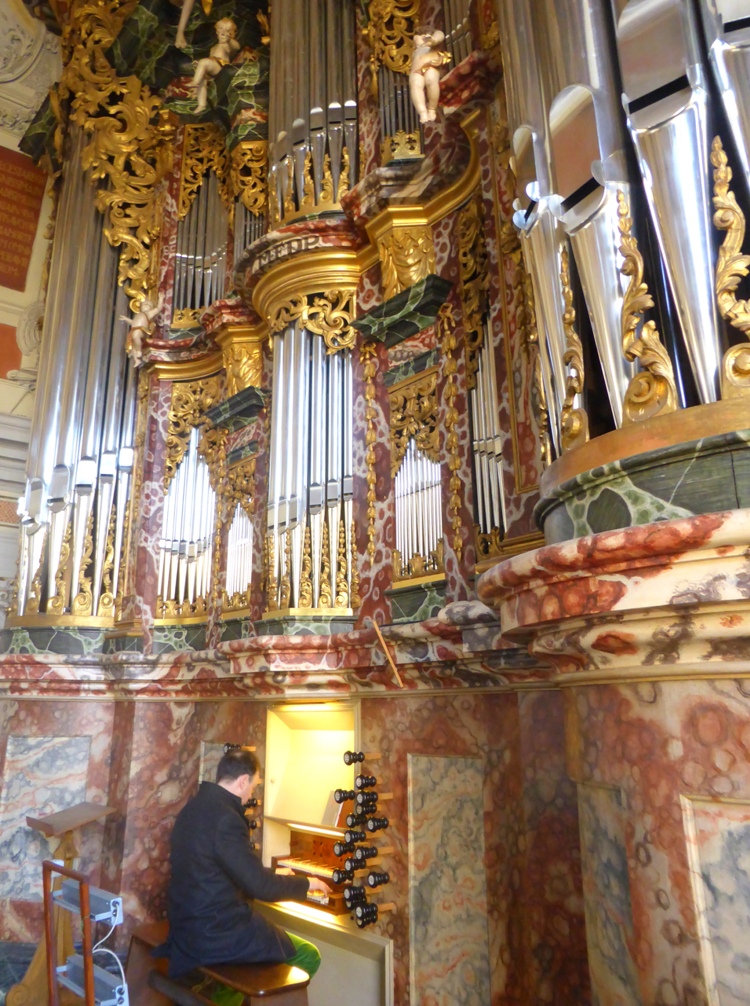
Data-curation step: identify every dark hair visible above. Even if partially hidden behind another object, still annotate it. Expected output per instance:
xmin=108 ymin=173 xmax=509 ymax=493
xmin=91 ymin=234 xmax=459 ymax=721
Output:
xmin=216 ymin=748 xmax=259 ymax=783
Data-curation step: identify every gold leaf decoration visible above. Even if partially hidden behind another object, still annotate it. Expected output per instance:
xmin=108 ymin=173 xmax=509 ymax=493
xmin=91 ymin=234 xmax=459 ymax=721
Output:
xmin=229 ymin=140 xmax=267 ymax=216
xmin=270 ymin=291 xmax=356 ymax=354
xmin=298 ymin=525 xmax=313 ymax=608
xmin=25 ymin=528 xmax=48 ymax=615
xmin=47 ymin=517 xmax=72 ymax=614
xmin=179 ymin=123 xmax=231 ymax=221
xmin=458 ymin=191 xmax=489 ymax=388
xmin=265 ymin=531 xmax=278 ymax=612
xmin=381 ymin=130 xmax=421 ymax=166
xmin=439 ymin=303 xmax=463 ymax=560
xmin=559 ymin=248 xmax=589 ymax=450
xmin=98 ymin=504 xmax=117 ymax=616
xmin=279 ymin=529 xmax=292 ymax=609
xmin=389 ymin=369 xmax=439 ymax=476
xmin=318 ymin=521 xmax=333 ymax=608
xmin=361 ymin=341 xmax=379 ymax=558
xmin=617 ymin=191 xmax=678 ymax=423
xmin=72 ymin=509 xmax=95 ymax=615
xmin=379 ymin=226 xmax=435 ymax=302
xmin=164 ymin=376 xmax=222 ymax=489
xmin=363 ymin=0 xmax=420 ymax=74
xmin=710 ymin=135 xmax=750 ymax=400
xmin=224 ymin=342 xmax=264 ymax=398
xmin=335 ymin=520 xmax=349 ymax=607
xmin=350 ymin=520 xmax=360 ymax=608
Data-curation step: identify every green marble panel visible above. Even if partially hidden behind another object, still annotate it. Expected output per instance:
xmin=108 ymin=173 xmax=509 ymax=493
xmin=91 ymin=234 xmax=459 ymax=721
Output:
xmin=352 ymin=275 xmax=452 ymax=346
xmin=387 ymin=581 xmax=446 ymax=623
xmin=152 ymin=624 xmax=207 ymax=654
xmin=259 ymin=614 xmax=357 ymax=636
xmin=384 ymin=349 xmax=439 ymax=388
xmin=0 ymin=626 xmax=106 ymax=656
xmin=538 ymin=428 xmax=750 ymax=542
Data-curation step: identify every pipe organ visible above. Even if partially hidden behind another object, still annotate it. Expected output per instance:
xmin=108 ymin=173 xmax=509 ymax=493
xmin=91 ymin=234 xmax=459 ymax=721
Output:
xmin=157 ymin=428 xmax=216 ymax=618
xmin=393 ymin=440 xmax=443 ymax=581
xmin=224 ymin=503 xmax=254 ymax=609
xmin=265 ymin=329 xmax=355 ymax=613
xmin=173 ymin=171 xmax=229 ymax=319
xmin=470 ymin=326 xmax=505 ymax=553
xmin=267 ymin=0 xmax=357 ymax=222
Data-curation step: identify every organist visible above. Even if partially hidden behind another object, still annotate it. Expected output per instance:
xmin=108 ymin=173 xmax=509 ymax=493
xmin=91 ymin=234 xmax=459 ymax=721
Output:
xmin=163 ymin=748 xmax=331 ymax=1003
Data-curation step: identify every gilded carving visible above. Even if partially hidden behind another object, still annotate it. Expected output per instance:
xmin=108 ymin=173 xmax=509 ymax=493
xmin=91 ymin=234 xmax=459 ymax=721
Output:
xmin=71 ymin=509 xmax=95 ymax=615
xmin=389 ymin=368 xmax=439 ymax=477
xmin=458 ymin=191 xmax=489 ymax=388
xmin=298 ymin=525 xmax=313 ymax=608
xmin=25 ymin=528 xmax=47 ymax=615
xmin=265 ymin=531 xmax=278 ymax=612
xmin=559 ymin=248 xmax=589 ymax=450
xmin=350 ymin=520 xmax=360 ymax=608
xmin=318 ymin=520 xmax=333 ymax=608
xmin=617 ymin=191 xmax=678 ymax=423
xmin=46 ymin=517 xmax=72 ymax=614
xmin=224 ymin=343 xmax=263 ymax=397
xmin=439 ymin=303 xmax=463 ymax=560
xmin=98 ymin=503 xmax=117 ymax=616
xmin=363 ymin=0 xmax=420 ymax=75
xmin=361 ymin=341 xmax=378 ymax=558
xmin=179 ymin=123 xmax=231 ymax=220
xmin=335 ymin=521 xmax=348 ymax=608
xmin=279 ymin=529 xmax=292 ymax=609
xmin=269 ymin=291 xmax=356 ymax=354
xmin=381 ymin=129 xmax=421 ymax=165
xmin=379 ymin=225 xmax=435 ymax=302
xmin=230 ymin=139 xmax=267 ymax=216
xmin=164 ymin=376 xmax=222 ymax=489
xmin=710 ymin=135 xmax=750 ymax=400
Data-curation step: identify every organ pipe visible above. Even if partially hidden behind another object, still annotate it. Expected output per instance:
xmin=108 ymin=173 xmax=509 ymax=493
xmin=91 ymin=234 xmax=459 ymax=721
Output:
xmin=394 ymin=439 xmax=443 ymax=580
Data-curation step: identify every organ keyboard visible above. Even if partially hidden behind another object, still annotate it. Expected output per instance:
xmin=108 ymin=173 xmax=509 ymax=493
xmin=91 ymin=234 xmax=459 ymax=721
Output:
xmin=271 ymin=824 xmax=349 ymax=915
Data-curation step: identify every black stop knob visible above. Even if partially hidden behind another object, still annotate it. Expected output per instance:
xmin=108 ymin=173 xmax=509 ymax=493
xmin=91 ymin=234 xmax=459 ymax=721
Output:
xmin=356 ymin=791 xmax=378 ymax=807
xmin=366 ymin=816 xmax=389 ymax=833
xmin=334 ymin=841 xmax=356 ymax=857
xmin=355 ymin=903 xmax=379 ymax=927
xmin=367 ymin=871 xmax=390 ymax=888
xmin=343 ymin=751 xmax=366 ymax=765
xmin=355 ymin=774 xmax=377 ymax=789
xmin=332 ymin=869 xmax=348 ymax=884
xmin=247 ymin=820 xmax=258 ymax=830
xmin=353 ymin=845 xmax=378 ymax=862
xmin=345 ymin=829 xmax=366 ymax=844
xmin=335 ymin=789 xmax=356 ymax=803
xmin=243 ymin=798 xmax=259 ymax=808
xmin=343 ymin=858 xmax=357 ymax=873
xmin=343 ymin=885 xmax=367 ymax=907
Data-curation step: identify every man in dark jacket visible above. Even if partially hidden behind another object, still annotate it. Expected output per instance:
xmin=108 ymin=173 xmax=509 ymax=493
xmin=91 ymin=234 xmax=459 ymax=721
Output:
xmin=166 ymin=748 xmax=330 ymax=986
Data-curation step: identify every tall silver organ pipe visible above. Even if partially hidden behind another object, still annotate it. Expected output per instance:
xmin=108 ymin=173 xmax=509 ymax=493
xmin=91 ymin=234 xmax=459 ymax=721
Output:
xmin=267 ymin=0 xmax=357 ymax=218
xmin=233 ymin=201 xmax=265 ymax=266
xmin=540 ymin=0 xmax=638 ymax=426
xmin=699 ymin=0 xmax=750 ymax=199
xmin=394 ymin=440 xmax=443 ymax=579
xmin=470 ymin=324 xmax=506 ymax=539
xmin=173 ymin=171 xmax=228 ymax=314
xmin=613 ymin=0 xmax=722 ymax=404
xmin=18 ymin=125 xmax=135 ymax=618
xmin=225 ymin=503 xmax=253 ymax=602
xmin=266 ymin=330 xmax=354 ymax=610
xmin=157 ymin=427 xmax=216 ymax=613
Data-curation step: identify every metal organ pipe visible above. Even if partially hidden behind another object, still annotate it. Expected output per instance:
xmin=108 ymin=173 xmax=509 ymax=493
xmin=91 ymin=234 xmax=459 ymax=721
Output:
xmin=394 ymin=440 xmax=443 ymax=577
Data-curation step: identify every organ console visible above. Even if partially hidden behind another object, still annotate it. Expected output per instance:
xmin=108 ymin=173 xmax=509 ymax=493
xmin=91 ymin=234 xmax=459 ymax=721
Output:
xmin=272 ymin=825 xmax=350 ymax=915
xmin=243 ymin=798 xmax=259 ymax=809
xmin=334 ymin=841 xmax=356 ymax=857
xmin=247 ymin=819 xmax=258 ymax=830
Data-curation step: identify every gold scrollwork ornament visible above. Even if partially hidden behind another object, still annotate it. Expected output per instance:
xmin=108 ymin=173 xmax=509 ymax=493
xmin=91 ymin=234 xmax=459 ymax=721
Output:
xmin=559 ymin=248 xmax=589 ymax=450
xmin=617 ymin=191 xmax=678 ymax=423
xmin=711 ymin=135 xmax=750 ymax=399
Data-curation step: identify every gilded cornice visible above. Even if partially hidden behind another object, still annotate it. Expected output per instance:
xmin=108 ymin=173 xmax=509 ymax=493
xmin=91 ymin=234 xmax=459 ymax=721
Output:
xmin=147 ymin=352 xmax=223 ymax=383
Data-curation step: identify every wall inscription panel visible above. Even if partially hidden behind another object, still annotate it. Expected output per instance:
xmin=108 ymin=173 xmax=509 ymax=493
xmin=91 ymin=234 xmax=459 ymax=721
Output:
xmin=0 ymin=146 xmax=47 ymax=293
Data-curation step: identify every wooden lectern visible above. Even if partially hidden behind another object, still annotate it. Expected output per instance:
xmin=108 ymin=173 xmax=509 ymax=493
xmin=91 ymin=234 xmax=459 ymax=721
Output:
xmin=6 ymin=802 xmax=114 ymax=1006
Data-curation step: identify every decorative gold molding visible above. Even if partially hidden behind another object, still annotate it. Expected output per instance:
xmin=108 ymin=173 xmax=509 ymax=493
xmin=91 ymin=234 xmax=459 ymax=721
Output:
xmin=559 ymin=248 xmax=589 ymax=451
xmin=457 ymin=190 xmax=489 ymax=388
xmin=171 ymin=308 xmax=204 ymax=329
xmin=215 ymin=325 xmax=266 ymax=397
xmin=439 ymin=303 xmax=463 ymax=560
xmin=25 ymin=528 xmax=47 ymax=615
xmin=156 ymin=596 xmax=208 ymax=619
xmin=298 ymin=525 xmax=313 ymax=608
xmin=389 ymin=367 xmax=439 ymax=476
xmin=265 ymin=531 xmax=278 ymax=612
xmin=54 ymin=1 xmax=174 ymax=309
xmin=98 ymin=504 xmax=117 ymax=617
xmin=72 ymin=510 xmax=95 ymax=615
xmin=46 ymin=517 xmax=72 ymax=615
xmin=710 ymin=135 xmax=750 ymax=400
xmin=164 ymin=376 xmax=222 ymax=488
xmin=393 ymin=538 xmax=444 ymax=582
xmin=179 ymin=123 xmax=231 ymax=221
xmin=361 ymin=341 xmax=379 ymax=559
xmin=266 ymin=290 xmax=356 ymax=354
xmin=362 ymin=0 xmax=419 ymax=75
xmin=319 ymin=520 xmax=333 ymax=609
xmin=350 ymin=520 xmax=360 ymax=608
xmin=148 ymin=351 xmax=223 ymax=382
xmin=276 ymin=146 xmax=351 ymax=226
xmin=379 ymin=225 xmax=436 ymax=302
xmin=617 ymin=191 xmax=678 ymax=424
xmin=335 ymin=521 xmax=349 ymax=608
xmin=475 ymin=530 xmax=545 ymax=574
xmin=382 ymin=130 xmax=422 ymax=166
xmin=260 ymin=606 xmax=353 ymax=620
xmin=229 ymin=139 xmax=267 ymax=216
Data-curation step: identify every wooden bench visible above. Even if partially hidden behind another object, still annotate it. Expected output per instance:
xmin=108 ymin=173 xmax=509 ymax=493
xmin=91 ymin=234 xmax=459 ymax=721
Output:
xmin=125 ymin=922 xmax=310 ymax=1006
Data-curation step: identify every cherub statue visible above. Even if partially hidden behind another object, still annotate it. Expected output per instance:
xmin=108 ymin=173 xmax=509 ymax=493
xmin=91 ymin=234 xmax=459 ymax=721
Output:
xmin=122 ymin=292 xmax=165 ymax=367
xmin=409 ymin=28 xmax=450 ymax=124
xmin=188 ymin=18 xmax=240 ymax=112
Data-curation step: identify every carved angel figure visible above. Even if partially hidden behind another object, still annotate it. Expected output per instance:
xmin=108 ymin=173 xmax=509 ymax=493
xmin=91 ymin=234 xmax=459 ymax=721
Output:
xmin=409 ymin=28 xmax=450 ymax=123
xmin=122 ymin=292 xmax=165 ymax=367
xmin=189 ymin=18 xmax=240 ymax=111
